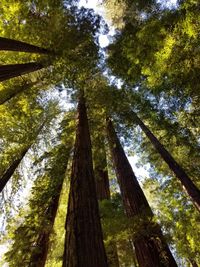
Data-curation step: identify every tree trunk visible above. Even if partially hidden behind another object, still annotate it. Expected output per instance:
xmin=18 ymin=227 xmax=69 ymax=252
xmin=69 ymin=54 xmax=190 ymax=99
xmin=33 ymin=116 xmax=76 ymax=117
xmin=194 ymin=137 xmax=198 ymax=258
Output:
xmin=29 ymin=165 xmax=67 ymax=267
xmin=133 ymin=112 xmax=200 ymax=212
xmin=0 ymin=37 xmax=51 ymax=54
xmin=94 ymin=142 xmax=110 ymax=201
xmin=95 ymin=168 xmax=110 ymax=200
xmin=0 ymin=81 xmax=37 ymax=105
xmin=0 ymin=147 xmax=28 ymax=192
xmin=62 ymin=91 xmax=108 ymax=267
xmin=0 ymin=120 xmax=46 ymax=192
xmin=106 ymin=118 xmax=178 ymax=267
xmin=94 ymin=140 xmax=120 ymax=267
xmin=0 ymin=62 xmax=44 ymax=82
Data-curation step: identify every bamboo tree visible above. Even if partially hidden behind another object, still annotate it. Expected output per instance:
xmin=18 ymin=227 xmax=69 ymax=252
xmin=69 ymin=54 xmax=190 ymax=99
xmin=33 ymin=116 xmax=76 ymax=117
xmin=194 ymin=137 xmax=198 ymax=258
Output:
xmin=132 ymin=112 xmax=200 ymax=212
xmin=62 ymin=91 xmax=108 ymax=267
xmin=106 ymin=118 xmax=177 ymax=267
xmin=0 ymin=37 xmax=51 ymax=54
xmin=0 ymin=62 xmax=44 ymax=82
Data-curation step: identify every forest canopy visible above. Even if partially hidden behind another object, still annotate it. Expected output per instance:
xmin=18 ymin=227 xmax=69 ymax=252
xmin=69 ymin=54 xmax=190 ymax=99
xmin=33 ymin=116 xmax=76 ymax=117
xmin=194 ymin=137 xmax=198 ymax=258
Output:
xmin=0 ymin=0 xmax=199 ymax=267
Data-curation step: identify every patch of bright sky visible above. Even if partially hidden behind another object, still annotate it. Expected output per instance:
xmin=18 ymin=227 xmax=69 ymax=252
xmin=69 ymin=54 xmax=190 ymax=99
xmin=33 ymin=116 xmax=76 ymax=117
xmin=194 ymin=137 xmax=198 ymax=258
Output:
xmin=158 ymin=0 xmax=178 ymax=8
xmin=79 ymin=0 xmax=113 ymax=48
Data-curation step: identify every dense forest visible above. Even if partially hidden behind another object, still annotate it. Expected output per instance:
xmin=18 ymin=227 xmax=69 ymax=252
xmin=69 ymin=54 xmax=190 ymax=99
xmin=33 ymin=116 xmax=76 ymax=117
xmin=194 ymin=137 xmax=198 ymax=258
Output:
xmin=0 ymin=0 xmax=199 ymax=266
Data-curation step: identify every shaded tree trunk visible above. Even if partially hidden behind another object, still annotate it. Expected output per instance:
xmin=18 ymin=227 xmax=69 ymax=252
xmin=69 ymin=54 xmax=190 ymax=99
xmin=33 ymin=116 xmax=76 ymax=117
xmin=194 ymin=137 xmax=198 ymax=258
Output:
xmin=0 ymin=147 xmax=29 ymax=192
xmin=94 ymin=142 xmax=110 ymax=201
xmin=0 ymin=81 xmax=37 ymax=105
xmin=94 ymin=141 xmax=120 ymax=267
xmin=62 ymin=91 xmax=108 ymax=267
xmin=29 ymin=159 xmax=69 ymax=267
xmin=0 ymin=120 xmax=46 ymax=192
xmin=95 ymin=167 xmax=110 ymax=200
xmin=133 ymin=112 xmax=200 ymax=212
xmin=106 ymin=118 xmax=178 ymax=267
xmin=29 ymin=187 xmax=62 ymax=267
xmin=0 ymin=62 xmax=44 ymax=82
xmin=0 ymin=37 xmax=51 ymax=54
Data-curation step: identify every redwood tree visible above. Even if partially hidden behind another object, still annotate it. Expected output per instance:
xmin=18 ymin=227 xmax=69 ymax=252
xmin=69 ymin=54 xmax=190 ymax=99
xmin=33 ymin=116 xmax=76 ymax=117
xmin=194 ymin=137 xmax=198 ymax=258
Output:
xmin=0 ymin=62 xmax=44 ymax=82
xmin=93 ymin=137 xmax=120 ymax=267
xmin=28 ymin=146 xmax=71 ymax=267
xmin=133 ymin=112 xmax=200 ymax=212
xmin=0 ymin=81 xmax=37 ymax=105
xmin=106 ymin=118 xmax=178 ymax=267
xmin=62 ymin=91 xmax=108 ymax=267
xmin=0 ymin=119 xmax=47 ymax=192
xmin=0 ymin=37 xmax=51 ymax=54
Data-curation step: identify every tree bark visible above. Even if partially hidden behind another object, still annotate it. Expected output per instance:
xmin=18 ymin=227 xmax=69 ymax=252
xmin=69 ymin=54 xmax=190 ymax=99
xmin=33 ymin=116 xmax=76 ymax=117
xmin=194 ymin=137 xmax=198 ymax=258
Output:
xmin=0 ymin=37 xmax=51 ymax=54
xmin=0 ymin=62 xmax=44 ymax=82
xmin=133 ymin=112 xmax=200 ymax=212
xmin=62 ymin=92 xmax=108 ymax=267
xmin=106 ymin=118 xmax=178 ymax=267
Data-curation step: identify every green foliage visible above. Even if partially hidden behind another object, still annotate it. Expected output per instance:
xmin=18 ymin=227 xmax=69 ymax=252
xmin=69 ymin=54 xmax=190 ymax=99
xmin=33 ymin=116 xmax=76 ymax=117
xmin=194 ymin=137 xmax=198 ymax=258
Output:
xmin=0 ymin=0 xmax=200 ymax=266
xmin=143 ymin=176 xmax=200 ymax=265
xmin=4 ymin=137 xmax=73 ymax=266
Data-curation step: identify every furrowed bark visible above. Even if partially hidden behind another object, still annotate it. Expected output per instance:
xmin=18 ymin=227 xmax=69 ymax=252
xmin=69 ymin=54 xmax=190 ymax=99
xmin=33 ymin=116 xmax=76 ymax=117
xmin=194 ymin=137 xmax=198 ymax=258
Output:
xmin=106 ymin=118 xmax=178 ymax=267
xmin=0 ymin=37 xmax=51 ymax=54
xmin=0 ymin=62 xmax=44 ymax=82
xmin=133 ymin=112 xmax=200 ymax=212
xmin=62 ymin=92 xmax=108 ymax=267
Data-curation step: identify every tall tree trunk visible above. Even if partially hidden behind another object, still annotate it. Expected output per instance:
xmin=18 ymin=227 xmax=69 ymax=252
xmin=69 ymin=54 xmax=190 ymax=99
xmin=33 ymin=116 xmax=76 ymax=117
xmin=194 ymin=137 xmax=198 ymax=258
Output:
xmin=0 ymin=81 xmax=37 ymax=105
xmin=94 ymin=142 xmax=110 ymax=201
xmin=62 ymin=92 xmax=108 ymax=267
xmin=106 ymin=118 xmax=178 ymax=267
xmin=0 ymin=120 xmax=46 ymax=192
xmin=0 ymin=62 xmax=44 ymax=82
xmin=29 ymin=160 xmax=69 ymax=267
xmin=0 ymin=147 xmax=29 ymax=192
xmin=0 ymin=37 xmax=51 ymax=54
xmin=133 ymin=112 xmax=200 ymax=212
xmin=94 ymin=140 xmax=120 ymax=267
xmin=95 ymin=168 xmax=110 ymax=200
